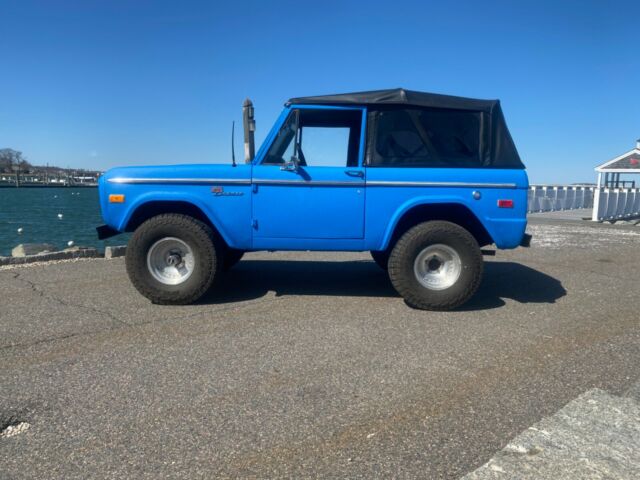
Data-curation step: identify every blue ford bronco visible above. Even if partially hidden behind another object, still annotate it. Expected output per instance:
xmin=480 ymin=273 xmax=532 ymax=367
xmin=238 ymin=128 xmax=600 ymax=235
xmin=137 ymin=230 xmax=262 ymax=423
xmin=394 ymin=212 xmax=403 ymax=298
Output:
xmin=97 ymin=89 xmax=530 ymax=310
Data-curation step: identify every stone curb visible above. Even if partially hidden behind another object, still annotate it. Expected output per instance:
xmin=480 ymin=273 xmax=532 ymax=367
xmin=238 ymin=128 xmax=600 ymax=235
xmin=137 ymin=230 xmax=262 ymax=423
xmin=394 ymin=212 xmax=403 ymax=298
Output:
xmin=0 ymin=248 xmax=101 ymax=266
xmin=0 ymin=245 xmax=128 ymax=266
xmin=105 ymin=245 xmax=127 ymax=259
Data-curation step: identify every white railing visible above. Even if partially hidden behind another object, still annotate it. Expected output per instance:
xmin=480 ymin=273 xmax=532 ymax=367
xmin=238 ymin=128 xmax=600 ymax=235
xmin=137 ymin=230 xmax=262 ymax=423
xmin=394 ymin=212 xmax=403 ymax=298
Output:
xmin=527 ymin=185 xmax=595 ymax=213
xmin=592 ymin=188 xmax=640 ymax=221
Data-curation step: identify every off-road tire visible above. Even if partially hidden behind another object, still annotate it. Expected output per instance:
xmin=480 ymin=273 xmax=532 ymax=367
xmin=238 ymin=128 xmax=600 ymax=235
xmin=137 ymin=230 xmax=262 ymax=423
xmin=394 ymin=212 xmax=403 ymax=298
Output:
xmin=222 ymin=249 xmax=244 ymax=271
xmin=125 ymin=214 xmax=219 ymax=305
xmin=388 ymin=221 xmax=483 ymax=310
xmin=370 ymin=250 xmax=390 ymax=270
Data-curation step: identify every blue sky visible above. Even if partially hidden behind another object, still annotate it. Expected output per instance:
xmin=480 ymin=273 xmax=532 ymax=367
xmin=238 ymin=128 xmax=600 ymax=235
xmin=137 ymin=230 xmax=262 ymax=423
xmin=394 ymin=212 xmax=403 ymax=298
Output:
xmin=1 ymin=0 xmax=638 ymax=184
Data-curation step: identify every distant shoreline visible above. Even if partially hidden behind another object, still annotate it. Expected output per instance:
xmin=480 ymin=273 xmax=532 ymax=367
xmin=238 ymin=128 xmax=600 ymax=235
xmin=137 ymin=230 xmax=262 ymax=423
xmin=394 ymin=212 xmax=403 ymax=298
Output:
xmin=0 ymin=184 xmax=97 ymax=188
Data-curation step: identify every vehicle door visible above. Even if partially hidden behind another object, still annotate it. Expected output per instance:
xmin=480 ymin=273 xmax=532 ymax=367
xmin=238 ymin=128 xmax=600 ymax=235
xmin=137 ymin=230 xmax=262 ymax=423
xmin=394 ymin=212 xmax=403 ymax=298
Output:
xmin=251 ymin=106 xmax=366 ymax=242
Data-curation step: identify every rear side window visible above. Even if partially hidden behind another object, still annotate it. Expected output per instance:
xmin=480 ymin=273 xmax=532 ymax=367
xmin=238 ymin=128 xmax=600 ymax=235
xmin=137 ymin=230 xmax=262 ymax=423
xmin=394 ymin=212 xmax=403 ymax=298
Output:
xmin=371 ymin=108 xmax=483 ymax=167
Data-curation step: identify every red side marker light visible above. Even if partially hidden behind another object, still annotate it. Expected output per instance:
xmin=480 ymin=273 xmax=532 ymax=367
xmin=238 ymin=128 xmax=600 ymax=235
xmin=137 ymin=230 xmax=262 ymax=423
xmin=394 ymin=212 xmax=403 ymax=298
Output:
xmin=498 ymin=199 xmax=514 ymax=208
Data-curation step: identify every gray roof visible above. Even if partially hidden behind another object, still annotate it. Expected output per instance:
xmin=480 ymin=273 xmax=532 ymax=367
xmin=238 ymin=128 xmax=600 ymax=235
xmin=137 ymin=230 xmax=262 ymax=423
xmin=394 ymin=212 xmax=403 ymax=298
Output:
xmin=597 ymin=149 xmax=640 ymax=172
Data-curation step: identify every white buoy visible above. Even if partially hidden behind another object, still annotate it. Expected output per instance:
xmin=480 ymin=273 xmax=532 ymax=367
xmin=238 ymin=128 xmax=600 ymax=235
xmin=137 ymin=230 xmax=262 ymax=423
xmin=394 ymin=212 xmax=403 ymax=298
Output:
xmin=57 ymin=213 xmax=63 ymax=219
xmin=54 ymin=195 xmax=58 ymax=198
xmin=67 ymin=240 xmax=74 ymax=247
xmin=17 ymin=227 xmax=23 ymax=234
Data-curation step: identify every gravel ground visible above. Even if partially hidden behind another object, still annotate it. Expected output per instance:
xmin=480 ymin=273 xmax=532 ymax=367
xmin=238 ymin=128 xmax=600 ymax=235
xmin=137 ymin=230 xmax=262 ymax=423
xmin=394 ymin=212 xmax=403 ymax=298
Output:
xmin=1 ymin=216 xmax=639 ymax=479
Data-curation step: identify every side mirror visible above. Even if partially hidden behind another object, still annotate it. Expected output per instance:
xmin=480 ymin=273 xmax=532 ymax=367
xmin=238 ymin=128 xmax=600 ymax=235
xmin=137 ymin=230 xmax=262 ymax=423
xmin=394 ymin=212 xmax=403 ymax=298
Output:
xmin=280 ymin=156 xmax=300 ymax=172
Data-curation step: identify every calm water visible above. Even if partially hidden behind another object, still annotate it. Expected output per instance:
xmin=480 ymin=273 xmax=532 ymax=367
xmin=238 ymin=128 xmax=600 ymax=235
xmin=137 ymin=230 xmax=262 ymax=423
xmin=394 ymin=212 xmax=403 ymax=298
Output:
xmin=0 ymin=187 xmax=128 ymax=257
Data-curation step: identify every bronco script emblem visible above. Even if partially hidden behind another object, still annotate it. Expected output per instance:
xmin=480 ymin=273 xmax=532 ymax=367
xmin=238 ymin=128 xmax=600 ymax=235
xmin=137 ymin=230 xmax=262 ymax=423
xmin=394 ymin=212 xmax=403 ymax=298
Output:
xmin=211 ymin=186 xmax=244 ymax=197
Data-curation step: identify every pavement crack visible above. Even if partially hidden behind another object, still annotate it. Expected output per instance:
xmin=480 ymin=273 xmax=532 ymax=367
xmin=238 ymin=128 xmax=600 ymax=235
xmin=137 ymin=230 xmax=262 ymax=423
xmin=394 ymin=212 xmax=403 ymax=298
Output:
xmin=1 ymin=281 xmax=283 ymax=352
xmin=1 ymin=328 xmax=117 ymax=351
xmin=10 ymin=271 xmax=129 ymax=328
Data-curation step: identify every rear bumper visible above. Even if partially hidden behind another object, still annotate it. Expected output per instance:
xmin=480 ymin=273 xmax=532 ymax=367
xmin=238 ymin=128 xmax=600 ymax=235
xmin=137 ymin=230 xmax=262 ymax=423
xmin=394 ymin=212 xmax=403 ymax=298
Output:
xmin=520 ymin=233 xmax=532 ymax=248
xmin=96 ymin=224 xmax=120 ymax=240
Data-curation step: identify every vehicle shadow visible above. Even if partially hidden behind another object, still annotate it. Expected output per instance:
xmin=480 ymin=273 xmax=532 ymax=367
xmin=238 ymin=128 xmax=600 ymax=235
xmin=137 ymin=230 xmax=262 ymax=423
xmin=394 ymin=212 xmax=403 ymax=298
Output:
xmin=460 ymin=261 xmax=567 ymax=311
xmin=200 ymin=260 xmax=566 ymax=311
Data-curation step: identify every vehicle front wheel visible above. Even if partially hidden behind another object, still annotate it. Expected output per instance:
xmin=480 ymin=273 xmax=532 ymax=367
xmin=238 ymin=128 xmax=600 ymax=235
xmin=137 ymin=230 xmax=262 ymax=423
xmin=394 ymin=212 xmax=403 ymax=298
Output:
xmin=125 ymin=214 xmax=219 ymax=305
xmin=388 ymin=221 xmax=483 ymax=310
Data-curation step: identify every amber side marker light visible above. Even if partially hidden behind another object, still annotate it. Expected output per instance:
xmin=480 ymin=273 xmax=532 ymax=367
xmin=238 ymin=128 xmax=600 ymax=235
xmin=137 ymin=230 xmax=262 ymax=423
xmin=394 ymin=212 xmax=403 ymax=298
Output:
xmin=497 ymin=199 xmax=514 ymax=208
xmin=109 ymin=194 xmax=125 ymax=203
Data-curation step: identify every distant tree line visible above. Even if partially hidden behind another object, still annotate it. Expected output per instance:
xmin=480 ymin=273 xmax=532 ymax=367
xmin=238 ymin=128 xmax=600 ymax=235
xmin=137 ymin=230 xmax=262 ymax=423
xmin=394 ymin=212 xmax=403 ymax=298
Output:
xmin=0 ymin=148 xmax=101 ymax=177
xmin=1 ymin=148 xmax=104 ymax=186
xmin=0 ymin=148 xmax=31 ymax=174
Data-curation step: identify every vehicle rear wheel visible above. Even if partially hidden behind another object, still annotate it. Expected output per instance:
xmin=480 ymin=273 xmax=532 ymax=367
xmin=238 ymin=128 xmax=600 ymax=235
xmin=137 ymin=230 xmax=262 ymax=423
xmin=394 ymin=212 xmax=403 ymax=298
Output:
xmin=125 ymin=214 xmax=219 ymax=305
xmin=388 ymin=221 xmax=483 ymax=310
xmin=370 ymin=250 xmax=390 ymax=270
xmin=222 ymin=248 xmax=244 ymax=271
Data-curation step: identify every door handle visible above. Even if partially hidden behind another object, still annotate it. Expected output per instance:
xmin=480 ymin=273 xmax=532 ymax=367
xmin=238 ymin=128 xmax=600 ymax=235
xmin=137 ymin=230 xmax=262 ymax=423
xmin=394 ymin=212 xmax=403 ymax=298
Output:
xmin=345 ymin=170 xmax=364 ymax=178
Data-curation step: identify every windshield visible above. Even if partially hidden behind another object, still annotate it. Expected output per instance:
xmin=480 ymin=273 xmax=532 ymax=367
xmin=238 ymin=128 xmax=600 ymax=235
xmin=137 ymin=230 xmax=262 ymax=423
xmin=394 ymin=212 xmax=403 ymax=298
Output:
xmin=263 ymin=112 xmax=297 ymax=165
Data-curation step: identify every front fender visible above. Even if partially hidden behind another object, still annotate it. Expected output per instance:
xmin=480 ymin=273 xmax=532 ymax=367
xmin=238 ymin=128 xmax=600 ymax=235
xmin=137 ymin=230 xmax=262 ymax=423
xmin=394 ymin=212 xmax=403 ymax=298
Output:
xmin=107 ymin=190 xmax=236 ymax=246
xmin=128 ymin=192 xmax=218 ymax=228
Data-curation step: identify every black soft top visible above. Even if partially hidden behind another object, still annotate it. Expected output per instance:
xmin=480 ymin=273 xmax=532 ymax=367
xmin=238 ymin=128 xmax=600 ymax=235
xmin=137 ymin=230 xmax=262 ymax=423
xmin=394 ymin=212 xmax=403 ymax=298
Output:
xmin=288 ymin=88 xmax=497 ymax=112
xmin=288 ymin=88 xmax=524 ymax=169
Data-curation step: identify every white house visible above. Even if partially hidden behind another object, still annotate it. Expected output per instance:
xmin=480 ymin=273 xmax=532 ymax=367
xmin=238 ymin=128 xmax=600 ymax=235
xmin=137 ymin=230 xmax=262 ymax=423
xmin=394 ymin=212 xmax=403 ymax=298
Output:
xmin=592 ymin=139 xmax=640 ymax=221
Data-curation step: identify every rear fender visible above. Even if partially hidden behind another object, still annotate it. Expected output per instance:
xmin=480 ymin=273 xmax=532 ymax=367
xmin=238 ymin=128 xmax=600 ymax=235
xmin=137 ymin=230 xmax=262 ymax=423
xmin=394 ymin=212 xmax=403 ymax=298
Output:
xmin=380 ymin=195 xmax=493 ymax=251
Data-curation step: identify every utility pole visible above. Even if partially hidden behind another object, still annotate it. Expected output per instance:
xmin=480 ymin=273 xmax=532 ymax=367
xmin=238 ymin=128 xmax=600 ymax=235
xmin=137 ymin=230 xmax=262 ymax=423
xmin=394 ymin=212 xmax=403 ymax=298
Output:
xmin=14 ymin=161 xmax=20 ymax=188
xmin=242 ymin=98 xmax=256 ymax=163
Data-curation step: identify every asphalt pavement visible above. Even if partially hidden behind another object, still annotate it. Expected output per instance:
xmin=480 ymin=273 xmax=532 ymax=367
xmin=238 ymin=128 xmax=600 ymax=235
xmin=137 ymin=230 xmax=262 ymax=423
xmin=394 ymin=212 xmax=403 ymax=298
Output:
xmin=1 ymin=216 xmax=640 ymax=479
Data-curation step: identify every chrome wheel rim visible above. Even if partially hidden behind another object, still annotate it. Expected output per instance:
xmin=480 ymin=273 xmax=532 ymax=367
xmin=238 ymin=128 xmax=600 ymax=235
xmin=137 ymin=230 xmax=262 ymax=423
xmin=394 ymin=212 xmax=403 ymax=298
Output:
xmin=413 ymin=244 xmax=462 ymax=290
xmin=146 ymin=237 xmax=195 ymax=285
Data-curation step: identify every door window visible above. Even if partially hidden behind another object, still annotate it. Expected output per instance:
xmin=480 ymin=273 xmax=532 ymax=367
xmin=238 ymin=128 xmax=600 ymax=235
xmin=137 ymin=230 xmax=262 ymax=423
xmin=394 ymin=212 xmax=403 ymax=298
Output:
xmin=262 ymin=108 xmax=362 ymax=167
